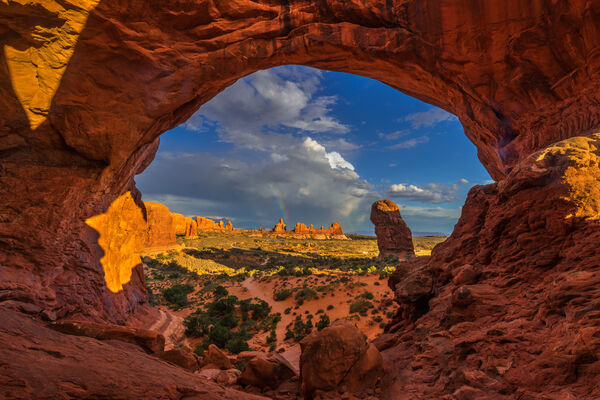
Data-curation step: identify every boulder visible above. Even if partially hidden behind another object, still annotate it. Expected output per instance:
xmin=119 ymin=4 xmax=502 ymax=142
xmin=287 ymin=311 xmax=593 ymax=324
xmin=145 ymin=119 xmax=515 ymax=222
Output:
xmin=196 ymin=368 xmax=222 ymax=381
xmin=239 ymin=352 xmax=297 ymax=389
xmin=156 ymin=347 xmax=198 ymax=371
xmin=299 ymin=321 xmax=383 ymax=398
xmin=204 ymin=344 xmax=233 ymax=370
xmin=216 ymin=368 xmax=242 ymax=385
xmin=370 ymin=200 xmax=415 ymax=260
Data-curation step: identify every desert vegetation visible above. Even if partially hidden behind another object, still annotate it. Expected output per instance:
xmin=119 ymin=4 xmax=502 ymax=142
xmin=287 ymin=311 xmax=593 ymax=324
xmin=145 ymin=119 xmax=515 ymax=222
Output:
xmin=143 ymin=231 xmax=445 ymax=352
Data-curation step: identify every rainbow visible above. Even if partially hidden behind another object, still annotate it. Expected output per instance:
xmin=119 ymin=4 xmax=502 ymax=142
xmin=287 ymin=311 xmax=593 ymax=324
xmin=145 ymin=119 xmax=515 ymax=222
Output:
xmin=269 ymin=184 xmax=289 ymax=224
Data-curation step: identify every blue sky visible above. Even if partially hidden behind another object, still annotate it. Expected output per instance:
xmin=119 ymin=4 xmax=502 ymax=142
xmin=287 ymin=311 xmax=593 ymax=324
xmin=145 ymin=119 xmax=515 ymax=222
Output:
xmin=136 ymin=66 xmax=491 ymax=235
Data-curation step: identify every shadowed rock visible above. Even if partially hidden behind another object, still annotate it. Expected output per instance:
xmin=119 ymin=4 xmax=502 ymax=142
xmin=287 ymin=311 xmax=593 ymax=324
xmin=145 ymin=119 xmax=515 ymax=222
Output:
xmin=300 ymin=321 xmax=383 ymax=398
xmin=370 ymin=200 xmax=415 ymax=260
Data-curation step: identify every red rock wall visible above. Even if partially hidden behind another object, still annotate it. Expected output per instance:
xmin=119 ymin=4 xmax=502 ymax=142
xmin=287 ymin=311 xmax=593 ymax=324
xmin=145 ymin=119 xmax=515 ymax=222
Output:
xmin=172 ymin=213 xmax=188 ymax=236
xmin=382 ymin=134 xmax=600 ymax=399
xmin=1 ymin=2 xmax=600 ymax=397
xmin=290 ymin=221 xmax=344 ymax=235
xmin=143 ymin=202 xmax=177 ymax=250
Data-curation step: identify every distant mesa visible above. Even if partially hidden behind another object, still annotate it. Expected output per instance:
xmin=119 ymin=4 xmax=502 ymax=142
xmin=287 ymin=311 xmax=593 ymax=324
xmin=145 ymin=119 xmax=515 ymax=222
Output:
xmin=266 ymin=219 xmax=347 ymax=240
xmin=273 ymin=218 xmax=287 ymax=233
xmin=140 ymin=201 xmax=346 ymax=245
xmin=370 ymin=200 xmax=415 ymax=260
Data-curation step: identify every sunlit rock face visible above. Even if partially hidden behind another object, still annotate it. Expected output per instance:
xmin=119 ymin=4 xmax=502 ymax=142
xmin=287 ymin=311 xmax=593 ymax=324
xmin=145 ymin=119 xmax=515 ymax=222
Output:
xmin=1 ymin=1 xmax=600 ymax=398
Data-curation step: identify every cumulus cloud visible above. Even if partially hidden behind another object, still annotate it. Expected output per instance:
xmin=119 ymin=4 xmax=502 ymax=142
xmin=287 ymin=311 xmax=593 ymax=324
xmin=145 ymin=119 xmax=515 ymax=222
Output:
xmin=385 ymin=182 xmax=460 ymax=203
xmin=185 ymin=68 xmax=349 ymax=142
xmin=137 ymin=142 xmax=377 ymax=232
xmin=402 ymin=108 xmax=457 ymax=129
xmin=138 ymin=66 xmax=469 ymax=234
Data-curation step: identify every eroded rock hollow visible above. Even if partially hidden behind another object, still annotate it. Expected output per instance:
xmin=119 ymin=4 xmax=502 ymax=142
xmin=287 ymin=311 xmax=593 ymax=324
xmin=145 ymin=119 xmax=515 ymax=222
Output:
xmin=1 ymin=0 xmax=600 ymax=398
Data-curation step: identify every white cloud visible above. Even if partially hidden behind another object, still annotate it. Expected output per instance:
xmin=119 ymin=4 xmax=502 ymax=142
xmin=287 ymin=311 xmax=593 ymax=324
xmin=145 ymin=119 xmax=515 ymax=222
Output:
xmin=458 ymin=178 xmax=469 ymax=184
xmin=402 ymin=108 xmax=457 ymax=129
xmin=326 ymin=151 xmax=355 ymax=171
xmin=138 ymin=148 xmax=377 ymax=233
xmin=390 ymin=136 xmax=429 ymax=149
xmin=138 ymin=66 xmax=469 ymax=234
xmin=302 ymin=137 xmax=355 ymax=171
xmin=185 ymin=68 xmax=350 ymax=143
xmin=386 ymin=182 xmax=460 ymax=203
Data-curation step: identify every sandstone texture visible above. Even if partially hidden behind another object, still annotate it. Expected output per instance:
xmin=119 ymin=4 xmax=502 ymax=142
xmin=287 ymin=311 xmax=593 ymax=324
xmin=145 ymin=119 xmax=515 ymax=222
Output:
xmin=144 ymin=201 xmax=177 ymax=250
xmin=2 ymin=1 xmax=600 ymax=399
xmin=300 ymin=321 xmax=383 ymax=398
xmin=0 ymin=309 xmax=267 ymax=400
xmin=173 ymin=213 xmax=199 ymax=237
xmin=273 ymin=218 xmax=287 ymax=233
xmin=51 ymin=319 xmax=166 ymax=354
xmin=371 ymin=200 xmax=415 ymax=260
xmin=238 ymin=352 xmax=297 ymax=389
xmin=382 ymin=134 xmax=600 ymax=399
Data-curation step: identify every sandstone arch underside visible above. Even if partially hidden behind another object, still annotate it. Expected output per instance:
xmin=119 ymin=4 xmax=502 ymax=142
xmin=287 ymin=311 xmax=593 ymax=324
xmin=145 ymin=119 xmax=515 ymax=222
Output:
xmin=1 ymin=0 xmax=600 ymax=398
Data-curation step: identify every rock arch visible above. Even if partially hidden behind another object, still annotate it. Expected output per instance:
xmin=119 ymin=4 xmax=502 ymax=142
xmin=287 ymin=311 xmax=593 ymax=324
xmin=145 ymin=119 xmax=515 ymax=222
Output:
xmin=1 ymin=1 xmax=600 ymax=397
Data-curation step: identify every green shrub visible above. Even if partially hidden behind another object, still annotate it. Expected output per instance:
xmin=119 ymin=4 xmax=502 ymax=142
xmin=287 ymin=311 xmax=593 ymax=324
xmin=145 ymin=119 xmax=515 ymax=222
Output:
xmin=162 ymin=284 xmax=194 ymax=307
xmin=184 ymin=311 xmax=212 ymax=337
xmin=207 ymin=323 xmax=232 ymax=348
xmin=208 ymin=296 xmax=238 ymax=316
xmin=213 ymin=285 xmax=229 ymax=299
xmin=267 ymin=328 xmax=277 ymax=344
xmin=284 ymin=307 xmax=292 ymax=315
xmin=221 ymin=312 xmax=239 ymax=329
xmin=359 ymin=291 xmax=374 ymax=300
xmin=250 ymin=299 xmax=271 ymax=321
xmin=327 ymin=304 xmax=334 ymax=310
xmin=292 ymin=316 xmax=313 ymax=341
xmin=349 ymin=299 xmax=374 ymax=314
xmin=225 ymin=336 xmax=249 ymax=354
xmin=295 ymin=287 xmax=317 ymax=305
xmin=316 ymin=314 xmax=330 ymax=331
xmin=274 ymin=288 xmax=294 ymax=301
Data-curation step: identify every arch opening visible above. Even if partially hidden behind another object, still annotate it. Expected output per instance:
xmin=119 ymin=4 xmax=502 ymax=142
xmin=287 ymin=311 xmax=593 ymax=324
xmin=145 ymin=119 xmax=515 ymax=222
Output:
xmin=128 ymin=65 xmax=491 ymax=353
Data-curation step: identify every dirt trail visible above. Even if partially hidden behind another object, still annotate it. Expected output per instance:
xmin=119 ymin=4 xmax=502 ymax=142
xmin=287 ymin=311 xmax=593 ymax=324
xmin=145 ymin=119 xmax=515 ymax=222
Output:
xmin=148 ymin=309 xmax=185 ymax=350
